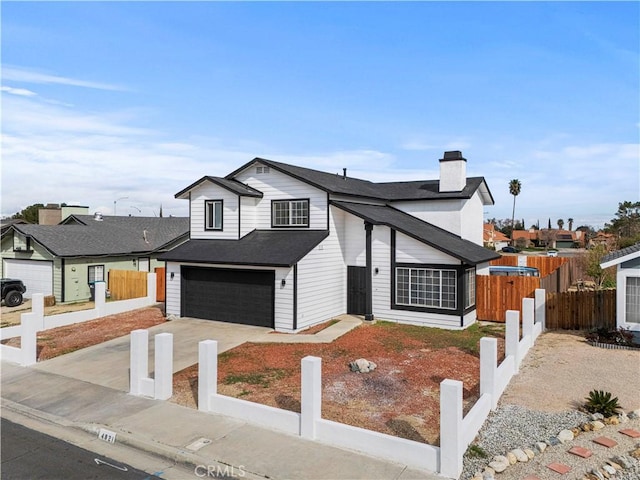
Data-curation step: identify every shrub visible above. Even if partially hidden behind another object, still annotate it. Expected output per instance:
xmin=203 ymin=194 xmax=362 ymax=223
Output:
xmin=583 ymin=389 xmax=622 ymax=417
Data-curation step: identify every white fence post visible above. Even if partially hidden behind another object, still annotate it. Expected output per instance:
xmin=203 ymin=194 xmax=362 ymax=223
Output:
xmin=95 ymin=282 xmax=106 ymax=318
xmin=440 ymin=379 xmax=463 ymax=479
xmin=31 ymin=293 xmax=45 ymax=331
xmin=505 ymin=310 xmax=520 ymax=373
xmin=301 ymin=356 xmax=322 ymax=439
xmin=130 ymin=329 xmax=148 ymax=395
xmin=535 ymin=288 xmax=546 ymax=331
xmin=522 ymin=298 xmax=535 ymax=351
xmin=146 ymin=273 xmax=156 ymax=303
xmin=198 ymin=340 xmax=218 ymax=412
xmin=480 ymin=337 xmax=498 ymax=410
xmin=154 ymin=332 xmax=173 ymax=400
xmin=20 ymin=313 xmax=38 ymax=366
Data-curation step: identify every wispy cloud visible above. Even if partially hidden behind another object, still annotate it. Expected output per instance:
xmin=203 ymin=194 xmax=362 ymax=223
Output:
xmin=2 ymin=65 xmax=127 ymax=91
xmin=1 ymin=85 xmax=37 ymax=97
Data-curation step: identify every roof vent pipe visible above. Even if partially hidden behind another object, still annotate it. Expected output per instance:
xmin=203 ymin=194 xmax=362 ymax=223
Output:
xmin=93 ymin=212 xmax=103 ymax=221
xmin=343 ymin=168 xmax=347 ymax=180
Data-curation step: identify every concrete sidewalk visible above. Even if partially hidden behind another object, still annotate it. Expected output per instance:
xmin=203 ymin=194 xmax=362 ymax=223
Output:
xmin=1 ymin=362 xmax=439 ymax=479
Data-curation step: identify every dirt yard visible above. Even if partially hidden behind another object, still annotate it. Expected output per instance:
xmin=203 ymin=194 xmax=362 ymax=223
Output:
xmin=172 ymin=321 xmax=506 ymax=445
xmin=1 ymin=306 xmax=165 ymax=361
xmin=0 ymin=299 xmax=95 ymax=327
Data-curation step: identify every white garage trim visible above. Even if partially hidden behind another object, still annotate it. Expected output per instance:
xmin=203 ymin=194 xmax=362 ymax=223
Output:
xmin=3 ymin=259 xmax=53 ymax=298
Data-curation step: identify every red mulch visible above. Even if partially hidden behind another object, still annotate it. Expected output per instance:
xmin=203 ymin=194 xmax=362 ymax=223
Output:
xmin=2 ymin=307 xmax=166 ymax=361
xmin=172 ymin=322 xmax=505 ymax=444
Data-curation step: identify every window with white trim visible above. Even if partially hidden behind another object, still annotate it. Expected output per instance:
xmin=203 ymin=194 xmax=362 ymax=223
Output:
xmin=205 ymin=200 xmax=223 ymax=230
xmin=272 ymin=199 xmax=309 ymax=227
xmin=464 ymin=268 xmax=476 ymax=309
xmin=396 ymin=267 xmax=457 ymax=309
xmin=626 ymin=276 xmax=640 ymax=324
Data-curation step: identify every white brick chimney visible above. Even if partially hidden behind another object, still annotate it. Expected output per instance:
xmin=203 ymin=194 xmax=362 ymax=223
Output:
xmin=439 ymin=150 xmax=467 ymax=192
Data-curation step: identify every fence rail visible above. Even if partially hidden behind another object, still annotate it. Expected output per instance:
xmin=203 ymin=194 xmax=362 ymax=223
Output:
xmin=108 ymin=270 xmax=148 ymax=300
xmin=545 ymin=290 xmax=616 ymax=330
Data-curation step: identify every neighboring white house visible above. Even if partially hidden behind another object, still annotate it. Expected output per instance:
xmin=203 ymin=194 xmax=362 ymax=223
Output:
xmin=600 ymin=243 xmax=640 ymax=332
xmin=159 ymin=151 xmax=499 ymax=332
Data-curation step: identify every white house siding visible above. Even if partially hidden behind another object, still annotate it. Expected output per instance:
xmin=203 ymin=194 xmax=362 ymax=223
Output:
xmin=165 ymin=261 xmax=182 ymax=317
xmin=189 ymin=183 xmax=240 ymax=240
xmin=616 ymin=259 xmax=640 ymax=331
xmin=392 ymin=199 xmax=464 ymax=237
xmin=296 ymin=208 xmax=346 ymax=331
xmin=343 ymin=212 xmax=367 ymax=266
xmin=240 ymin=197 xmax=258 ymax=237
xmin=459 ymin=192 xmax=485 ymax=245
xmin=235 ymin=166 xmax=328 ymax=230
xmin=371 ymin=228 xmax=464 ymax=329
xmin=395 ymin=232 xmax=459 ymax=265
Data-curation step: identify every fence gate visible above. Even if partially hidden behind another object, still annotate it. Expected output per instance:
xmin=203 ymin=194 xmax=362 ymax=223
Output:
xmin=108 ymin=270 xmax=148 ymax=300
xmin=545 ymin=290 xmax=616 ymax=330
xmin=476 ymin=275 xmax=540 ymax=322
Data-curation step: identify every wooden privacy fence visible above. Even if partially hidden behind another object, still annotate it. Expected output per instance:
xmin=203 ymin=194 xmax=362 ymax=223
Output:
xmin=108 ymin=270 xmax=147 ymax=301
xmin=489 ymin=255 xmax=568 ymax=278
xmin=476 ymin=275 xmax=540 ymax=322
xmin=545 ymin=290 xmax=616 ymax=330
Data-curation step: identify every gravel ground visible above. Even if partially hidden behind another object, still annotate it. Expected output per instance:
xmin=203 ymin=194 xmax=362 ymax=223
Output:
xmin=461 ymin=330 xmax=640 ymax=480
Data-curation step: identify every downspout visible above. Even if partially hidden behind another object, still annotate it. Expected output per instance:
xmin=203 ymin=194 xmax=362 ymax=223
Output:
xmin=365 ymin=222 xmax=374 ymax=321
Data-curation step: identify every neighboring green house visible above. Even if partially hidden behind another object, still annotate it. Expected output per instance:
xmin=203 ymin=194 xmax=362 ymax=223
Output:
xmin=0 ymin=214 xmax=189 ymax=303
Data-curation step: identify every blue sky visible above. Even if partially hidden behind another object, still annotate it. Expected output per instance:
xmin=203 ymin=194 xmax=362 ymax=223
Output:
xmin=2 ymin=2 xmax=638 ymax=228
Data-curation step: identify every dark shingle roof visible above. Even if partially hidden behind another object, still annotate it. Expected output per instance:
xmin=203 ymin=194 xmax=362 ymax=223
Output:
xmin=601 ymin=242 xmax=640 ymax=266
xmin=175 ymin=176 xmax=263 ymax=199
xmin=11 ymin=216 xmax=189 ymax=257
xmin=332 ymin=201 xmax=500 ymax=265
xmin=225 ymin=158 xmax=493 ymax=203
xmin=158 ymin=230 xmax=329 ymax=267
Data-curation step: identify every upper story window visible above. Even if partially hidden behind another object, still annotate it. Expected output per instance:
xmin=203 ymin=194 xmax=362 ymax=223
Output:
xmin=272 ymin=199 xmax=309 ymax=228
xmin=205 ymin=200 xmax=223 ymax=230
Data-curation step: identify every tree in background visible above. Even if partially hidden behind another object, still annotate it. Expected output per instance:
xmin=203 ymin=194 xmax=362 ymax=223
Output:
xmin=509 ymin=179 xmax=521 ymax=239
xmin=584 ymin=244 xmax=614 ymax=289
xmin=605 ymin=201 xmax=640 ymax=248
xmin=557 ymin=218 xmax=564 ymax=230
xmin=568 ymin=218 xmax=574 ymax=231
xmin=548 ymin=218 xmax=552 ymax=229
xmin=11 ymin=203 xmax=44 ymax=224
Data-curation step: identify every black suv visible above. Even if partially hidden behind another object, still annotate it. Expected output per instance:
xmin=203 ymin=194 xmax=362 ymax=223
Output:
xmin=1 ymin=278 xmax=27 ymax=307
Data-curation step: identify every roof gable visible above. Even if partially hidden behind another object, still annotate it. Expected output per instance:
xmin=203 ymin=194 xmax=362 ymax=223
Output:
xmin=332 ymin=201 xmax=499 ymax=265
xmin=174 ymin=176 xmax=263 ymax=199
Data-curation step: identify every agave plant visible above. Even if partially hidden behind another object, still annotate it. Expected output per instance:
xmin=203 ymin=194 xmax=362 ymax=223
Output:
xmin=583 ymin=390 xmax=622 ymax=417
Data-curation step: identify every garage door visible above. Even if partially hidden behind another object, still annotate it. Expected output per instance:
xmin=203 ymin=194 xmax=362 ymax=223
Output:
xmin=3 ymin=259 xmax=53 ymax=298
xmin=181 ymin=267 xmax=274 ymax=328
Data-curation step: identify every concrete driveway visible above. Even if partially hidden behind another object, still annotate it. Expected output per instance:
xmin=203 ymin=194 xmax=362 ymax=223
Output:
xmin=33 ymin=318 xmax=271 ymax=392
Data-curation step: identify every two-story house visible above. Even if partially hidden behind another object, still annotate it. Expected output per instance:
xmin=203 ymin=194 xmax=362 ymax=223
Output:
xmin=159 ymin=151 xmax=499 ymax=332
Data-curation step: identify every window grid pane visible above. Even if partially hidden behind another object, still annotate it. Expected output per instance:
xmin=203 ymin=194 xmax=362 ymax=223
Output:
xmin=465 ymin=268 xmax=476 ymax=309
xmin=626 ymin=277 xmax=640 ymax=324
xmin=273 ymin=200 xmax=308 ymax=226
xmin=396 ymin=267 xmax=457 ymax=310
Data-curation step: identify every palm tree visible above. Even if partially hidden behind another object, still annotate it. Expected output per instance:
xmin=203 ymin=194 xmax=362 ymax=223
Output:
xmin=568 ymin=218 xmax=574 ymax=231
xmin=557 ymin=218 xmax=564 ymax=230
xmin=509 ymin=179 xmax=522 ymax=238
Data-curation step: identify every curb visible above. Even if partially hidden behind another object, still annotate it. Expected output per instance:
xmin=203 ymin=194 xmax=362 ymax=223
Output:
xmin=1 ymin=398 xmax=267 ymax=480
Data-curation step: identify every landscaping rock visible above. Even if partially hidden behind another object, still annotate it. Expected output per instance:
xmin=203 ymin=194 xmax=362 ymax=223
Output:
xmin=591 ymin=413 xmax=605 ymax=421
xmin=602 ymin=464 xmax=617 ymax=476
xmin=488 ymin=460 xmax=508 ymax=473
xmin=590 ymin=468 xmax=605 ymax=480
xmin=535 ymin=441 xmax=547 ymax=453
xmin=583 ymin=422 xmax=595 ymax=432
xmin=629 ymin=409 xmax=640 ymax=420
xmin=630 ymin=447 xmax=640 ymax=459
xmin=482 ymin=470 xmax=495 ymax=480
xmin=510 ymin=448 xmax=529 ymax=462
xmin=612 ymin=455 xmax=634 ymax=469
xmin=349 ymin=358 xmax=377 ymax=373
xmin=547 ymin=436 xmax=561 ymax=446
xmin=506 ymin=451 xmax=517 ymax=464
xmin=591 ymin=420 xmax=606 ymax=430
xmin=618 ymin=411 xmax=629 ymax=423
xmin=524 ymin=448 xmax=535 ymax=460
xmin=558 ymin=429 xmax=575 ymax=443
xmin=604 ymin=416 xmax=620 ymax=425
xmin=605 ymin=460 xmax=622 ymax=471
